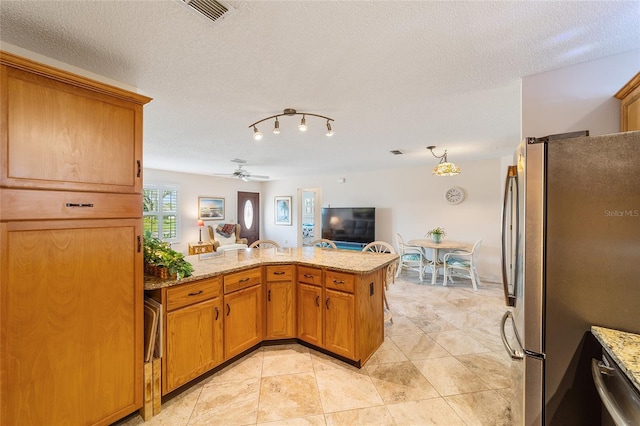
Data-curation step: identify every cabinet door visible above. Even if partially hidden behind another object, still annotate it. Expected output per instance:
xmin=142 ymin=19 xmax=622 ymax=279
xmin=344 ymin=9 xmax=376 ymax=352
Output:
xmin=0 ymin=219 xmax=143 ymax=426
xmin=266 ymin=281 xmax=295 ymax=339
xmin=224 ymin=284 xmax=263 ymax=359
xmin=324 ymin=289 xmax=355 ymax=360
xmin=297 ymin=283 xmax=323 ymax=347
xmin=165 ymin=298 xmax=223 ymax=393
xmin=1 ymin=63 xmax=148 ymax=193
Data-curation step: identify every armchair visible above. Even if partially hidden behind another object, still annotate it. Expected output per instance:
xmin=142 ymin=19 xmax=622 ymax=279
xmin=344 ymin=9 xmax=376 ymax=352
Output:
xmin=207 ymin=224 xmax=248 ymax=252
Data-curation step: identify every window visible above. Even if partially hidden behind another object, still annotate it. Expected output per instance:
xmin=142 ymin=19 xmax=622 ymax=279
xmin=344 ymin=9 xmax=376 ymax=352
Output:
xmin=143 ymin=185 xmax=179 ymax=241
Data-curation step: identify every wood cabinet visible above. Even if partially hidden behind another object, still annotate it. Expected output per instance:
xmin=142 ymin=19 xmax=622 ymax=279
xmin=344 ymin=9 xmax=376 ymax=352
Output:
xmin=323 ymin=271 xmax=356 ymax=359
xmin=297 ymin=266 xmax=384 ymax=364
xmin=223 ymin=267 xmax=263 ymax=358
xmin=164 ymin=278 xmax=223 ymax=394
xmin=615 ymin=71 xmax=640 ymax=132
xmin=0 ymin=51 xmax=151 ymax=426
xmin=265 ymin=265 xmax=296 ymax=339
xmin=297 ymin=266 xmax=324 ymax=346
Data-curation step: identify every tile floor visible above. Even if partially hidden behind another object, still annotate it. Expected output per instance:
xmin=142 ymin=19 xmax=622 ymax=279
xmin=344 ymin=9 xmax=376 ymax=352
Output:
xmin=119 ymin=273 xmax=513 ymax=425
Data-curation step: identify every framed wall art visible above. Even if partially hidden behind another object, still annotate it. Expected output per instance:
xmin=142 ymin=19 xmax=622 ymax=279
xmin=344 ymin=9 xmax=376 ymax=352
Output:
xmin=199 ymin=197 xmax=225 ymax=220
xmin=274 ymin=196 xmax=292 ymax=225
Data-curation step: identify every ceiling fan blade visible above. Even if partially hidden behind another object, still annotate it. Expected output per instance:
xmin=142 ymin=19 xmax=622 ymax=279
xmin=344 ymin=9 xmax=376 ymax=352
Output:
xmin=248 ymin=174 xmax=269 ymax=180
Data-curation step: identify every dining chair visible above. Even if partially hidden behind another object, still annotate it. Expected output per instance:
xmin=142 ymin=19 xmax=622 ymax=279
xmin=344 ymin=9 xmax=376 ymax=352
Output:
xmin=394 ymin=233 xmax=426 ymax=279
xmin=248 ymin=239 xmax=281 ymax=249
xmin=362 ymin=241 xmax=396 ymax=323
xmin=310 ymin=238 xmax=337 ymax=249
xmin=442 ymin=239 xmax=482 ymax=291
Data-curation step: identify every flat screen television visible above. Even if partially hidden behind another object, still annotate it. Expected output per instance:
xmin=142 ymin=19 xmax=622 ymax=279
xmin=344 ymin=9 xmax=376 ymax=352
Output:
xmin=321 ymin=207 xmax=375 ymax=244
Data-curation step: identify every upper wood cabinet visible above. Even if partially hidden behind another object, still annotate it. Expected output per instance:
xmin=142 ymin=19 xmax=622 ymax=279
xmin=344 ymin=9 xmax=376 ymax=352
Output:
xmin=0 ymin=52 xmax=151 ymax=193
xmin=615 ymin=71 xmax=640 ymax=132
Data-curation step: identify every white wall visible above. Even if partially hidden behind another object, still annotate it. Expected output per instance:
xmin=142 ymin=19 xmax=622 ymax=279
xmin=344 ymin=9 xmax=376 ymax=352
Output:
xmin=143 ymin=168 xmax=263 ymax=254
xmin=522 ymin=49 xmax=640 ymax=137
xmin=262 ymin=159 xmax=505 ymax=283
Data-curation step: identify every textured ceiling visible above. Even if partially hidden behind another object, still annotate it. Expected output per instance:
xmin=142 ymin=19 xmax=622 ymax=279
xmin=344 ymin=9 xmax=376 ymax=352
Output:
xmin=1 ymin=0 xmax=639 ymax=180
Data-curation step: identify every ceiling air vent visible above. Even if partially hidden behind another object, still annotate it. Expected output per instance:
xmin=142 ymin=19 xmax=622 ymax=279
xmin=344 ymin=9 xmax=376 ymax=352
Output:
xmin=182 ymin=0 xmax=235 ymax=23
xmin=390 ymin=150 xmax=404 ymax=155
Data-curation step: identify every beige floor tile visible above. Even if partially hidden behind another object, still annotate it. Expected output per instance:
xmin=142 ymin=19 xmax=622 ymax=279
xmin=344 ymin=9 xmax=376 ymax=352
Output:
xmin=188 ymin=378 xmax=260 ymax=425
xmin=445 ymin=390 xmax=513 ymax=425
xmin=428 ymin=329 xmax=492 ymax=356
xmin=261 ymin=351 xmax=314 ymax=377
xmin=309 ymin=348 xmax=361 ymax=372
xmin=325 ymin=405 xmax=396 ymax=425
xmin=456 ymin=351 xmax=513 ymax=389
xmin=257 ymin=372 xmax=323 ymax=423
xmin=463 ymin=326 xmax=507 ymax=352
xmin=386 ymin=398 xmax=465 ymax=425
xmin=411 ymin=315 xmax=460 ymax=334
xmin=413 ymin=357 xmax=491 ymax=396
xmin=366 ymin=336 xmax=408 ymax=365
xmin=383 ymin=315 xmax=423 ymax=336
xmin=315 ymin=367 xmax=384 ymax=412
xmin=205 ymin=350 xmax=264 ymax=384
xmin=121 ymin=383 xmax=203 ymax=426
xmin=262 ymin=343 xmax=310 ymax=357
xmin=366 ymin=361 xmax=439 ymax=403
xmin=390 ymin=333 xmax=451 ymax=360
xmin=258 ymin=414 xmax=326 ymax=425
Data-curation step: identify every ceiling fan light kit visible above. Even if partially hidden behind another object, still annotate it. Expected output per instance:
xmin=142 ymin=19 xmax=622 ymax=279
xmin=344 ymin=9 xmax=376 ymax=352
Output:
xmin=249 ymin=108 xmax=334 ymax=140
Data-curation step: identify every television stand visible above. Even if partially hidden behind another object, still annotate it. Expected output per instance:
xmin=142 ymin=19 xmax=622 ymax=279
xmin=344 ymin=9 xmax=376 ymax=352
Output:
xmin=334 ymin=241 xmax=367 ymax=251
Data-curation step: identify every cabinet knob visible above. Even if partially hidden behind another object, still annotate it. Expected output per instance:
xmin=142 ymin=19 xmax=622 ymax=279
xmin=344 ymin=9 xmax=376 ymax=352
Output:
xmin=325 ymin=297 xmax=330 ymax=309
xmin=315 ymin=295 xmax=320 ymax=307
xmin=226 ymin=303 xmax=231 ymax=316
xmin=215 ymin=306 xmax=219 ymax=321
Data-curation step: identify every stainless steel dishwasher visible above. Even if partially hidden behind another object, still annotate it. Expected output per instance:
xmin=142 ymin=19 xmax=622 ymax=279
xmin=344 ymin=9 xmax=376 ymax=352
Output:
xmin=592 ymin=351 xmax=640 ymax=426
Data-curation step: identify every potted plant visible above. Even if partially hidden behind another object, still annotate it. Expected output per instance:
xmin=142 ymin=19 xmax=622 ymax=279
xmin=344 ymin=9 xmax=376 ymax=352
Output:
xmin=143 ymin=230 xmax=194 ymax=279
xmin=426 ymin=227 xmax=446 ymax=243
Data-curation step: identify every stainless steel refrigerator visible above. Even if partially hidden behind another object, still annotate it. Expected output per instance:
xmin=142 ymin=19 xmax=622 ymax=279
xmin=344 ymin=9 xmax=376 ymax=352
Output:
xmin=500 ymin=130 xmax=640 ymax=425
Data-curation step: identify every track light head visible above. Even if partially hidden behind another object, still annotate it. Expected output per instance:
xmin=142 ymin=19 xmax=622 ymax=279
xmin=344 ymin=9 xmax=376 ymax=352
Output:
xmin=298 ymin=115 xmax=308 ymax=132
xmin=326 ymin=121 xmax=334 ymax=137
xmin=427 ymin=145 xmax=461 ymax=176
xmin=253 ymin=126 xmax=263 ymax=141
xmin=273 ymin=118 xmax=280 ymax=134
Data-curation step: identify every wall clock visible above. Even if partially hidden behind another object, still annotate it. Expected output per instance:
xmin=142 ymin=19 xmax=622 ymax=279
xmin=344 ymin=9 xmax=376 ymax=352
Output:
xmin=444 ymin=186 xmax=465 ymax=204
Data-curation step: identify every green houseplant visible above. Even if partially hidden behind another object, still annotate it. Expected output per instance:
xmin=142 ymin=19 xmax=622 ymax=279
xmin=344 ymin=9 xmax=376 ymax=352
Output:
xmin=426 ymin=227 xmax=446 ymax=243
xmin=143 ymin=230 xmax=194 ymax=279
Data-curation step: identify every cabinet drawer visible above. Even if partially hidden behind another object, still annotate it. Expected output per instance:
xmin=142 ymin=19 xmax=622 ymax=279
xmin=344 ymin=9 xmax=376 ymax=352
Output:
xmin=0 ymin=189 xmax=141 ymax=221
xmin=166 ymin=277 xmax=222 ymax=311
xmin=266 ymin=265 xmax=293 ymax=281
xmin=224 ymin=267 xmax=262 ymax=293
xmin=325 ymin=270 xmax=355 ymax=293
xmin=298 ymin=266 xmax=322 ymax=286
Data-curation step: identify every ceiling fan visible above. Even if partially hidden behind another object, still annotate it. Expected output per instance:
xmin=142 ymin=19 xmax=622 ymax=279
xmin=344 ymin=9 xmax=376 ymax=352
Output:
xmin=214 ymin=159 xmax=269 ymax=182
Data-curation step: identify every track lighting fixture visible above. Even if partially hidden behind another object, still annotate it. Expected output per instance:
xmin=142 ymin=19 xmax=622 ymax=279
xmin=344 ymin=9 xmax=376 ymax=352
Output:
xmin=427 ymin=145 xmax=461 ymax=176
xmin=249 ymin=108 xmax=334 ymax=140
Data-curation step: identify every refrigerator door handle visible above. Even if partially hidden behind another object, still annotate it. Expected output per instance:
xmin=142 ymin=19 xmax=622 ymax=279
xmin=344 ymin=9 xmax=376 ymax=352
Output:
xmin=501 ymin=165 xmax=518 ymax=307
xmin=500 ymin=311 xmax=524 ymax=360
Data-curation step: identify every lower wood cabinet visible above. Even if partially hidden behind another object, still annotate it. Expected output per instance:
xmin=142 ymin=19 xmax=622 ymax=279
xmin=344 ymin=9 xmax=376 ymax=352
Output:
xmin=297 ymin=282 xmax=323 ymax=347
xmin=152 ymin=263 xmax=385 ymax=398
xmin=265 ymin=265 xmax=296 ymax=339
xmin=323 ymin=288 xmax=356 ymax=359
xmin=223 ymin=267 xmax=263 ymax=359
xmin=1 ymin=218 xmax=143 ymax=425
xmin=163 ymin=277 xmax=223 ymax=394
xmin=165 ymin=298 xmax=223 ymax=393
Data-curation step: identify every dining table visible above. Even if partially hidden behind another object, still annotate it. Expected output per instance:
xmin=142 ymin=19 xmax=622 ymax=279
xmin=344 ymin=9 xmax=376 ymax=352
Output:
xmin=407 ymin=239 xmax=472 ymax=285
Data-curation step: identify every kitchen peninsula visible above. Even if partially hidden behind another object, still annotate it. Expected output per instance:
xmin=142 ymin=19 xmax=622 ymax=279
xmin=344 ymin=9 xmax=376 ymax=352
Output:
xmin=145 ymin=247 xmax=398 ymax=397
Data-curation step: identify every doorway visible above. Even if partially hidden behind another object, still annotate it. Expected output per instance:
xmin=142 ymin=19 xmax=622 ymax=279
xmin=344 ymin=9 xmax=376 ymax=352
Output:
xmin=237 ymin=191 xmax=259 ymax=245
xmin=297 ymin=188 xmax=321 ymax=246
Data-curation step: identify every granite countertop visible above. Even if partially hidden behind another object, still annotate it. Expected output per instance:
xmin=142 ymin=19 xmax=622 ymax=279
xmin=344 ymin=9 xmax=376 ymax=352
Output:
xmin=144 ymin=246 xmax=399 ymax=290
xmin=591 ymin=326 xmax=640 ymax=393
